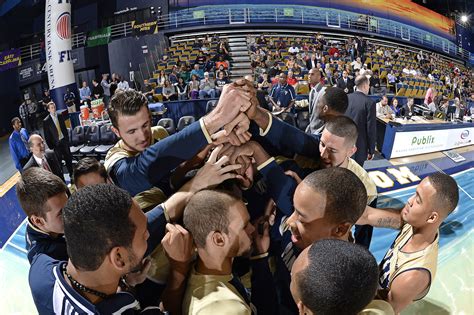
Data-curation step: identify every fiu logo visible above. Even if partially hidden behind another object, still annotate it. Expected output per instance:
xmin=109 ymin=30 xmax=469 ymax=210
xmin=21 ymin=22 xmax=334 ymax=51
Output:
xmin=56 ymin=12 xmax=71 ymax=40
xmin=460 ymin=130 xmax=469 ymax=140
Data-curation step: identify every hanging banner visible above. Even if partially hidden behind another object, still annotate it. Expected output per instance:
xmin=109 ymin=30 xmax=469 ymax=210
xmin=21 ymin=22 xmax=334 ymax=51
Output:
xmin=0 ymin=48 xmax=22 ymax=72
xmin=87 ymin=27 xmax=112 ymax=47
xmin=45 ymin=0 xmax=77 ymax=111
xmin=131 ymin=19 xmax=158 ymax=35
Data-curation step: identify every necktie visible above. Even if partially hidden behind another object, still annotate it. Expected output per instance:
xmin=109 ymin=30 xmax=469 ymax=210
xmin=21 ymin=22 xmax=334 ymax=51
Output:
xmin=309 ymin=88 xmax=316 ymax=113
xmin=54 ymin=115 xmax=64 ymax=140
xmin=42 ymin=157 xmax=51 ymax=172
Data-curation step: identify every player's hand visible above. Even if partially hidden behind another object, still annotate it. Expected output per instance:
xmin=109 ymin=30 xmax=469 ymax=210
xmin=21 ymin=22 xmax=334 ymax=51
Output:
xmin=161 ymin=224 xmax=194 ymax=274
xmin=124 ymin=258 xmax=152 ymax=287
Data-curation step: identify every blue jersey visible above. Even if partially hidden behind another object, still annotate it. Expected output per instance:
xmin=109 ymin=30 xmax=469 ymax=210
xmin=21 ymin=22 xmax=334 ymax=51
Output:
xmin=269 ymin=84 xmax=296 ymax=108
xmin=26 ymin=220 xmax=68 ymax=264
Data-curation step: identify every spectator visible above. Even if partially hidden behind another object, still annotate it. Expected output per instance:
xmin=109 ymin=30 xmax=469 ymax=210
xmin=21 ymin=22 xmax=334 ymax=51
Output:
xmin=91 ymin=79 xmax=103 ymax=100
xmin=180 ymin=64 xmax=191 ymax=83
xmin=198 ymin=72 xmax=216 ymax=99
xmin=306 ymin=53 xmax=318 ymax=69
xmin=345 ymin=75 xmax=376 ymax=166
xmin=215 ymin=64 xmax=229 ymax=79
xmin=287 ymin=70 xmax=298 ymax=87
xmin=328 ymin=44 xmax=339 ymax=57
xmin=370 ymin=72 xmax=386 ymax=95
xmin=100 ymin=73 xmax=111 ymax=106
xmin=257 ymin=73 xmax=271 ymax=91
xmin=337 ymin=70 xmax=355 ymax=94
xmin=376 ymin=95 xmax=394 ymax=119
xmin=157 ymin=70 xmax=167 ymax=87
xmin=269 ymin=72 xmax=296 ymax=113
xmin=288 ymin=44 xmax=300 ymax=55
xmin=9 ymin=117 xmax=30 ymax=172
xmin=215 ymin=71 xmax=230 ymax=96
xmin=79 ymin=81 xmax=92 ymax=105
xmin=190 ymin=64 xmax=204 ymax=80
xmin=188 ymin=74 xmax=200 ymax=99
xmin=169 ymin=68 xmax=179 ymax=85
xmin=390 ymin=98 xmax=402 ymax=117
xmin=268 ymin=62 xmax=281 ymax=80
xmin=63 ymin=88 xmax=76 ymax=113
xmin=194 ymin=51 xmax=206 ymax=66
xmin=176 ymin=77 xmax=188 ymax=101
xmin=215 ymin=55 xmax=229 ymax=70
xmin=162 ymin=80 xmax=177 ymax=101
xmin=117 ymin=75 xmax=130 ymax=91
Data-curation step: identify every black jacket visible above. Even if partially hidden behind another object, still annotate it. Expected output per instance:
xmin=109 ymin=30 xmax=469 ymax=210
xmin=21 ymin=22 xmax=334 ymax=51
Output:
xmin=336 ymin=77 xmax=355 ymax=94
xmin=345 ymin=91 xmax=376 ymax=166
xmin=24 ymin=150 xmax=65 ymax=182
xmin=43 ymin=113 xmax=69 ymax=149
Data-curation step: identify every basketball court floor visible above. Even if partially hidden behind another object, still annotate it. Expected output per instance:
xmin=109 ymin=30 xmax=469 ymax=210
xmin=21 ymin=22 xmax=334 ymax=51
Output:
xmin=0 ymin=144 xmax=472 ymax=314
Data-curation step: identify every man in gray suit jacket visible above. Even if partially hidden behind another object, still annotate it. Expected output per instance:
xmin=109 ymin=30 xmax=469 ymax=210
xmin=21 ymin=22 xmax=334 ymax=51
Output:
xmin=345 ymin=75 xmax=376 ymax=166
xmin=24 ymin=134 xmax=65 ymax=182
xmin=306 ymin=68 xmax=326 ymax=134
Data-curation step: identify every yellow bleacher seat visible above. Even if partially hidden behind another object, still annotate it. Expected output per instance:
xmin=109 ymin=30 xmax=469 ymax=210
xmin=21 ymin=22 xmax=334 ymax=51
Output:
xmin=396 ymin=85 xmax=407 ymax=97
xmin=297 ymin=84 xmax=310 ymax=94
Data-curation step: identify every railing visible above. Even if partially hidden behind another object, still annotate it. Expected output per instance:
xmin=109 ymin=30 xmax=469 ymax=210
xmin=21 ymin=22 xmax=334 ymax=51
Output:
xmin=17 ymin=5 xmax=470 ymax=63
xmin=165 ymin=5 xmax=469 ymax=62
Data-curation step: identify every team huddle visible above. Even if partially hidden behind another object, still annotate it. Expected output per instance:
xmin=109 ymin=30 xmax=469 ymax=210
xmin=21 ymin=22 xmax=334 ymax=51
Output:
xmin=19 ymin=80 xmax=459 ymax=315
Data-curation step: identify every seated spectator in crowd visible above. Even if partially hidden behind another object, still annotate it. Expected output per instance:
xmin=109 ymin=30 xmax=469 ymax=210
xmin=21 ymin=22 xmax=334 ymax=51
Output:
xmin=306 ymin=53 xmax=318 ymax=70
xmin=180 ymin=64 xmax=191 ymax=83
xmin=143 ymin=79 xmax=155 ymax=102
xmin=387 ymin=70 xmax=398 ymax=92
xmin=215 ymin=71 xmax=230 ymax=96
xmin=402 ymin=66 xmax=417 ymax=76
xmin=176 ymin=77 xmax=188 ymax=101
xmin=24 ymin=134 xmax=65 ymax=182
xmin=256 ymin=34 xmax=267 ymax=45
xmin=204 ymin=56 xmax=215 ymax=73
xmin=328 ymin=44 xmax=339 ymax=57
xmin=376 ymin=95 xmax=394 ymax=119
xmin=199 ymin=72 xmax=216 ymax=99
xmin=370 ymin=72 xmax=386 ymax=95
xmin=287 ymin=70 xmax=298 ymax=87
xmin=73 ymin=157 xmax=110 ymax=189
xmin=215 ymin=55 xmax=229 ymax=70
xmin=79 ymin=81 xmax=91 ymax=105
xmin=276 ymin=37 xmax=287 ymax=50
xmin=195 ymin=51 xmax=207 ymax=66
xmin=389 ymin=98 xmax=401 ymax=117
xmin=269 ymin=72 xmax=296 ymax=112
xmin=288 ymin=44 xmax=300 ymax=55
xmin=257 ymin=73 xmax=271 ymax=92
xmin=162 ymin=80 xmax=177 ymax=101
xmin=190 ymin=64 xmax=204 ymax=80
xmin=168 ymin=67 xmax=179 ymax=85
xmin=424 ymin=86 xmax=436 ymax=107
xmin=63 ymin=87 xmax=76 ymax=112
xmin=215 ymin=64 xmax=229 ymax=79
xmin=16 ymin=167 xmax=68 ymax=263
xmin=267 ymin=62 xmax=281 ymax=80
xmin=290 ymin=239 xmax=393 ymax=315
xmin=328 ymin=71 xmax=338 ymax=86
xmin=350 ymin=57 xmax=362 ymax=72
xmin=357 ymin=173 xmax=459 ymax=313
xmin=157 ymin=70 xmax=167 ymax=87
xmin=401 ymin=97 xmax=416 ymax=117
xmin=188 ymin=74 xmax=200 ymax=99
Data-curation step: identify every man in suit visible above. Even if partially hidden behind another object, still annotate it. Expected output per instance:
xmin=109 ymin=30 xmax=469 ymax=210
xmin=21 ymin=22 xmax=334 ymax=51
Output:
xmin=305 ymin=68 xmax=326 ymax=134
xmin=345 ymin=75 xmax=376 ymax=167
xmin=24 ymin=134 xmax=65 ymax=182
xmin=336 ymin=70 xmax=355 ymax=94
xmin=43 ymin=102 xmax=73 ymax=176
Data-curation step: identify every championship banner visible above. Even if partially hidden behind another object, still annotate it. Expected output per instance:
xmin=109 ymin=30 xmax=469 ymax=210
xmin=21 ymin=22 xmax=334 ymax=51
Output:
xmin=45 ymin=0 xmax=77 ymax=111
xmin=0 ymin=48 xmax=22 ymax=72
xmin=87 ymin=27 xmax=111 ymax=47
xmin=131 ymin=19 xmax=158 ymax=35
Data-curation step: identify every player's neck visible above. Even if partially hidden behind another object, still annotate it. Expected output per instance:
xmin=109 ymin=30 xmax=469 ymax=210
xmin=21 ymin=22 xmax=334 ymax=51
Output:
xmin=196 ymin=253 xmax=232 ymax=276
xmin=407 ymin=225 xmax=438 ymax=251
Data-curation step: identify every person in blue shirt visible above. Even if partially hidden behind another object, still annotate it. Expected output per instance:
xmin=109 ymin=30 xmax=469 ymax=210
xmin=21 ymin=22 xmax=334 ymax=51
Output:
xmin=269 ymin=72 xmax=296 ymax=113
xmin=79 ymin=81 xmax=92 ymax=105
xmin=16 ymin=167 xmax=69 ymax=263
xmin=390 ymin=97 xmax=402 ymax=117
xmin=9 ymin=117 xmax=30 ymax=171
xmin=190 ymin=63 xmax=204 ymax=80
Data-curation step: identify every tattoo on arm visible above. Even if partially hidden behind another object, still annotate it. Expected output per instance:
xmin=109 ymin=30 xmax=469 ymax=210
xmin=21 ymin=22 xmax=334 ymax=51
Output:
xmin=376 ymin=216 xmax=402 ymax=229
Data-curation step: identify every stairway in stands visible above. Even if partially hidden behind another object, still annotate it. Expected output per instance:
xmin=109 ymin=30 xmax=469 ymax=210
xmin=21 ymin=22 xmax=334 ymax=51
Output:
xmin=228 ymin=36 xmax=252 ymax=80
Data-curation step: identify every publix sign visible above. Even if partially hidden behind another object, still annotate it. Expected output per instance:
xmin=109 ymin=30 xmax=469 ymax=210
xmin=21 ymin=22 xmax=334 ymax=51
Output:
xmin=390 ymin=127 xmax=473 ymax=158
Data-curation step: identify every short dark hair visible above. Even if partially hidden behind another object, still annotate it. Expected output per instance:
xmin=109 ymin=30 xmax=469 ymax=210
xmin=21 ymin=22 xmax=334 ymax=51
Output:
xmin=355 ymin=75 xmax=369 ymax=87
xmin=16 ymin=168 xmax=68 ymax=218
xmin=183 ymin=190 xmax=238 ymax=248
xmin=324 ymin=116 xmax=358 ymax=146
xmin=296 ymin=239 xmax=378 ymax=315
xmin=322 ymin=87 xmax=348 ymax=114
xmin=73 ymin=157 xmax=108 ymax=186
xmin=11 ymin=117 xmax=20 ymax=126
xmin=63 ymin=184 xmax=136 ymax=271
xmin=302 ymin=168 xmax=367 ymax=224
xmin=427 ymin=173 xmax=459 ymax=218
xmin=108 ymin=89 xmax=149 ymax=128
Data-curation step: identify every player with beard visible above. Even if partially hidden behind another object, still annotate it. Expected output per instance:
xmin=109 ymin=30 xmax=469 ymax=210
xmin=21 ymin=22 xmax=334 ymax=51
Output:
xmin=28 ymin=184 xmax=194 ymax=314
xmin=183 ymin=190 xmax=276 ymax=315
xmin=105 ymin=82 xmax=253 ymax=211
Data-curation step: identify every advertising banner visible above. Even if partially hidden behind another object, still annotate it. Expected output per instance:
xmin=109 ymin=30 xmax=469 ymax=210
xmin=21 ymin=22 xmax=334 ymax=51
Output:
xmin=390 ymin=127 xmax=474 ymax=158
xmin=0 ymin=48 xmax=21 ymax=72
xmin=45 ymin=0 xmax=77 ymax=111
xmin=131 ymin=19 xmax=158 ymax=35
xmin=87 ymin=27 xmax=111 ymax=47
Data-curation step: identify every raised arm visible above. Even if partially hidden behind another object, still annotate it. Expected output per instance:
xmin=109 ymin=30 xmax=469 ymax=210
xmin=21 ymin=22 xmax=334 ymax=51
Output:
xmin=356 ymin=205 xmax=403 ymax=229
